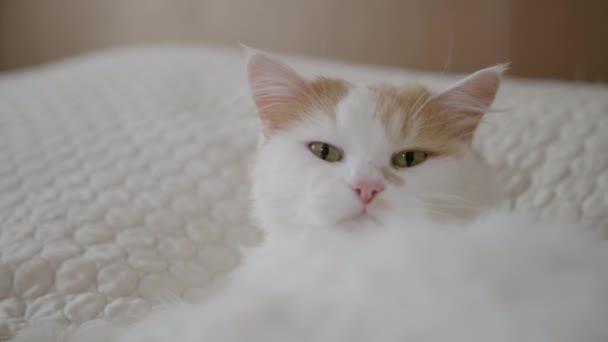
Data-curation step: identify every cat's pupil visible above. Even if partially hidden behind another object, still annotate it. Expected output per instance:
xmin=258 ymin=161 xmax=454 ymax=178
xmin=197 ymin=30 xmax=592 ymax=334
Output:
xmin=405 ymin=152 xmax=414 ymax=166
xmin=321 ymin=144 xmax=330 ymax=160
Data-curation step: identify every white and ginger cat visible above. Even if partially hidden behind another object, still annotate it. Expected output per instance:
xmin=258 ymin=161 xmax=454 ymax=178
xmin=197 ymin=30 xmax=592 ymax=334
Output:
xmin=15 ymin=51 xmax=608 ymax=342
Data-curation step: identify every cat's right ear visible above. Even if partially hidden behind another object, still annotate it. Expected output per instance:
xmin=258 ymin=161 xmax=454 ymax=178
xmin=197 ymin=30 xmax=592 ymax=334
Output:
xmin=245 ymin=49 xmax=310 ymax=136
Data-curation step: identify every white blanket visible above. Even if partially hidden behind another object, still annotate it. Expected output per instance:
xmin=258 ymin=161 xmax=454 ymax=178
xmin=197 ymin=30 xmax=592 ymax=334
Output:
xmin=0 ymin=46 xmax=607 ymax=340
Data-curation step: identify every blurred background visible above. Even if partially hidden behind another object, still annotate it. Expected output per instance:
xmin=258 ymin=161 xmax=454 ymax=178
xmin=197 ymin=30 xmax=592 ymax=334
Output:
xmin=0 ymin=0 xmax=606 ymax=81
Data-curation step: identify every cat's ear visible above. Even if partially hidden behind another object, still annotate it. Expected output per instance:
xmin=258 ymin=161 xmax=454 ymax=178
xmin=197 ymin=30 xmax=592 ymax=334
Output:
xmin=246 ymin=49 xmax=310 ymax=135
xmin=431 ymin=64 xmax=507 ymax=139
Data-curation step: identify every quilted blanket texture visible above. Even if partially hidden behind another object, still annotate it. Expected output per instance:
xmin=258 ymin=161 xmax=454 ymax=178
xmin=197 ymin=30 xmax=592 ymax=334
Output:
xmin=0 ymin=46 xmax=607 ymax=340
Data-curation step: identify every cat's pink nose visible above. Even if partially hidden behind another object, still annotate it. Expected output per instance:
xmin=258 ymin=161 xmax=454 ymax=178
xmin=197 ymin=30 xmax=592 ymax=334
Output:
xmin=353 ymin=181 xmax=384 ymax=204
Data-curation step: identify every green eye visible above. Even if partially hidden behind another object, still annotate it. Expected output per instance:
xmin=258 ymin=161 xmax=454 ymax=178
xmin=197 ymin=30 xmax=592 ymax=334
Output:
xmin=309 ymin=142 xmax=342 ymax=162
xmin=392 ymin=151 xmax=428 ymax=168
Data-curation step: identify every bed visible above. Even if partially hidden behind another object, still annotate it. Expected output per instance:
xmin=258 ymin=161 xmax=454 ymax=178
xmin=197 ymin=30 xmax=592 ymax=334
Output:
xmin=0 ymin=46 xmax=607 ymax=341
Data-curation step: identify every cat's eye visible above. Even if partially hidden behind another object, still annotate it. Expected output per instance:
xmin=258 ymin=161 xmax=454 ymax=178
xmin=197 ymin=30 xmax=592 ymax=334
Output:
xmin=391 ymin=151 xmax=427 ymax=168
xmin=308 ymin=142 xmax=342 ymax=162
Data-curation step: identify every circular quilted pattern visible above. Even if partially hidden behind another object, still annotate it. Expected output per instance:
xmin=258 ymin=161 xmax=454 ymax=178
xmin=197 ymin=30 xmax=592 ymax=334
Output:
xmin=97 ymin=264 xmax=138 ymax=297
xmin=0 ymin=46 xmax=607 ymax=340
xmin=13 ymin=259 xmax=53 ymax=299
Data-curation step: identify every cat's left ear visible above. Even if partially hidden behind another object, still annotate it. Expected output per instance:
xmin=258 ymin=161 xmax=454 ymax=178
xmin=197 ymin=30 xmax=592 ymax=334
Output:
xmin=431 ymin=64 xmax=507 ymax=139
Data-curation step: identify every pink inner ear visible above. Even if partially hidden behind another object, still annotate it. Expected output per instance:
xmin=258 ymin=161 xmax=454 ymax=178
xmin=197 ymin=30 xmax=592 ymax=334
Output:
xmin=247 ymin=52 xmax=310 ymax=119
xmin=432 ymin=65 xmax=506 ymax=138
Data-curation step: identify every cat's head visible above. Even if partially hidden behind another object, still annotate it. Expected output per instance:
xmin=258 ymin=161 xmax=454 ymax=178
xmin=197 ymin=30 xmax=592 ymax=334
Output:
xmin=247 ymin=51 xmax=504 ymax=237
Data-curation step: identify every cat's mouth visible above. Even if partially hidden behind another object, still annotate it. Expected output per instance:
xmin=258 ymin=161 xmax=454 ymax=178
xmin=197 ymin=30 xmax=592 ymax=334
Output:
xmin=336 ymin=210 xmax=380 ymax=227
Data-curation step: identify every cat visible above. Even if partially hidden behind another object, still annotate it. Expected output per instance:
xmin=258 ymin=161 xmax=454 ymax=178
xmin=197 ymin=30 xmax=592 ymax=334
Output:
xmin=14 ymin=50 xmax=608 ymax=342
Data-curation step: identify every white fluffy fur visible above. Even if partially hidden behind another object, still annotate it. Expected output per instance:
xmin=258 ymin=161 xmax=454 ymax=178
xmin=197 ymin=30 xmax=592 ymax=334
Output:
xmin=14 ymin=54 xmax=608 ymax=342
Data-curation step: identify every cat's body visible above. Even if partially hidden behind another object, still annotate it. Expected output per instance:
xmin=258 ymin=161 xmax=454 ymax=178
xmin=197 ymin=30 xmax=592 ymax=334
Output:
xmin=18 ymin=212 xmax=608 ymax=342
xmin=14 ymin=51 xmax=608 ymax=342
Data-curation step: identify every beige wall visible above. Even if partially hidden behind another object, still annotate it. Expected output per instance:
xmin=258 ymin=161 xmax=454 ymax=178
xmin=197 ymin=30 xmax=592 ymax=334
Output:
xmin=1 ymin=0 xmax=607 ymax=81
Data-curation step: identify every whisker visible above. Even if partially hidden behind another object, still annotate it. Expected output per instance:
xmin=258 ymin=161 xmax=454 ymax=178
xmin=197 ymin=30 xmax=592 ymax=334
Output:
xmin=440 ymin=33 xmax=455 ymax=76
xmin=417 ymin=193 xmax=482 ymax=205
xmin=407 ymin=89 xmax=433 ymax=124
xmin=384 ymin=196 xmax=482 ymax=213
